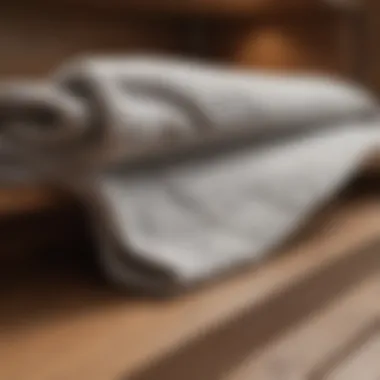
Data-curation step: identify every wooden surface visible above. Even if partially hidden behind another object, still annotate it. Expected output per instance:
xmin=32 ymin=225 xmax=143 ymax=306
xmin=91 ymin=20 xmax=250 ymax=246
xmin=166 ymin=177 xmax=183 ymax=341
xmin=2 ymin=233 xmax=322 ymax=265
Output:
xmin=1 ymin=184 xmax=380 ymax=380
xmin=0 ymin=185 xmax=67 ymax=216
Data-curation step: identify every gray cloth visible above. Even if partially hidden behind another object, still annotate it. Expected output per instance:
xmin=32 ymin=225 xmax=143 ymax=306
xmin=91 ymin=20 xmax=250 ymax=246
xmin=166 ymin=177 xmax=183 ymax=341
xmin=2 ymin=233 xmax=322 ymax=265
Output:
xmin=0 ymin=55 xmax=380 ymax=294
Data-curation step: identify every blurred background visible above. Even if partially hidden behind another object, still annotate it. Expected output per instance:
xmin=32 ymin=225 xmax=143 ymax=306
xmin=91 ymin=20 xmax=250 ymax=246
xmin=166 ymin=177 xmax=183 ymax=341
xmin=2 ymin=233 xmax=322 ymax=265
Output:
xmin=1 ymin=1 xmax=380 ymax=380
xmin=0 ymin=1 xmax=376 ymax=81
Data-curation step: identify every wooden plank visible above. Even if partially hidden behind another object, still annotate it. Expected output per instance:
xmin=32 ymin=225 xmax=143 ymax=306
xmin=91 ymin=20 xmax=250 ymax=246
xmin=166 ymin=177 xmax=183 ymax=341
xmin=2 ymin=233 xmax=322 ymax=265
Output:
xmin=0 ymin=191 xmax=379 ymax=380
xmin=227 ymin=275 xmax=380 ymax=380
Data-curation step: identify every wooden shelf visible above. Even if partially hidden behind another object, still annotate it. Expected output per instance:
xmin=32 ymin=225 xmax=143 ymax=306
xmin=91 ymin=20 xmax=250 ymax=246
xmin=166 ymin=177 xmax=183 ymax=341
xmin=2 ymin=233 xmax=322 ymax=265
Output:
xmin=1 ymin=183 xmax=380 ymax=380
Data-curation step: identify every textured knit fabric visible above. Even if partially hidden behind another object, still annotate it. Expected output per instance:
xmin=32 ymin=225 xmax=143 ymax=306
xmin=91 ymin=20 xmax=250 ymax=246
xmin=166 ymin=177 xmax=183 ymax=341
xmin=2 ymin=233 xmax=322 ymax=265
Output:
xmin=0 ymin=55 xmax=379 ymax=294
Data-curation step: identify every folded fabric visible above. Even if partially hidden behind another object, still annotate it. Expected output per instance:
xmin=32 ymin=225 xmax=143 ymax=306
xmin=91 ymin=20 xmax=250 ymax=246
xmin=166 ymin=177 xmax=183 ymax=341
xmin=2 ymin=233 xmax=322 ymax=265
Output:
xmin=0 ymin=55 xmax=379 ymax=294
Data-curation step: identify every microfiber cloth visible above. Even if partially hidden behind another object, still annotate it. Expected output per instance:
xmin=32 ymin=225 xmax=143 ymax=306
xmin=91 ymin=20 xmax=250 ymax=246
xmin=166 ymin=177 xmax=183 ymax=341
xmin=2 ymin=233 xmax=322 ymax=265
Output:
xmin=0 ymin=55 xmax=379 ymax=294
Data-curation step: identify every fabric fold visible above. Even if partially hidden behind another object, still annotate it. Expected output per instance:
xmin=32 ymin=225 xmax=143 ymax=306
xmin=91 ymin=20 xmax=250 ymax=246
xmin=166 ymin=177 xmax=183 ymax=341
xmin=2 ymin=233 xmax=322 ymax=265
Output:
xmin=0 ymin=55 xmax=379 ymax=294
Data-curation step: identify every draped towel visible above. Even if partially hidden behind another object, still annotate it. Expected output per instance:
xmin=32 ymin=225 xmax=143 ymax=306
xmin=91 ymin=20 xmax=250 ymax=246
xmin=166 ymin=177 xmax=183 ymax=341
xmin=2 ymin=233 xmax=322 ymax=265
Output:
xmin=0 ymin=56 xmax=379 ymax=294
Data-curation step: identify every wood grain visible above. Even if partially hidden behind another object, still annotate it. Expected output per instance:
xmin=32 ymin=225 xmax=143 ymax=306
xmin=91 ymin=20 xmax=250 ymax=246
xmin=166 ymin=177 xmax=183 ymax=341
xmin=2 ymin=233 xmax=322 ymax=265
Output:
xmin=0 ymin=191 xmax=379 ymax=380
